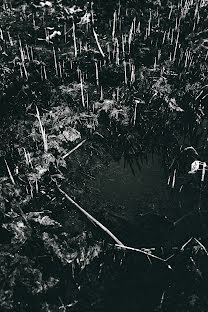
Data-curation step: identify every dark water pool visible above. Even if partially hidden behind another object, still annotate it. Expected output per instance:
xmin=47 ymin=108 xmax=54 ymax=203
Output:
xmin=86 ymin=154 xmax=201 ymax=229
xmin=89 ymin=155 xmax=173 ymax=217
xmin=69 ymin=154 xmax=208 ymax=312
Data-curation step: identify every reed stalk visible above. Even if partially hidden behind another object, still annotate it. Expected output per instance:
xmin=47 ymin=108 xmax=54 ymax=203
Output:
xmin=118 ymin=0 xmax=121 ymax=17
xmin=43 ymin=65 xmax=47 ymax=80
xmin=35 ymin=106 xmax=48 ymax=153
xmin=19 ymin=64 xmax=23 ymax=78
xmin=95 ymin=61 xmax=99 ymax=86
xmin=25 ymin=44 xmax=30 ymax=61
xmin=91 ymin=1 xmax=94 ymax=24
xmin=80 ymin=70 xmax=85 ymax=107
xmin=173 ymin=28 xmax=180 ymax=62
xmin=171 ymin=28 xmax=174 ymax=45
xmin=64 ymin=23 xmax=67 ymax=43
xmin=171 ymin=169 xmax=177 ymax=188
xmin=128 ymin=21 xmax=134 ymax=53
xmin=116 ymin=87 xmax=120 ymax=102
xmin=133 ymin=101 xmax=138 ymax=126
xmin=112 ymin=10 xmax=117 ymax=40
xmin=53 ymin=47 xmax=58 ymax=76
xmin=100 ymin=86 xmax=103 ymax=101
xmin=122 ymin=34 xmax=125 ymax=55
xmin=86 ymin=91 xmax=89 ymax=110
xmin=30 ymin=46 xmax=34 ymax=61
xmin=7 ymin=31 xmax=13 ymax=46
xmin=130 ymin=63 xmax=135 ymax=84
xmin=148 ymin=9 xmax=152 ymax=37
xmin=205 ymin=50 xmax=208 ymax=61
xmin=116 ymin=38 xmax=120 ymax=65
xmin=124 ymin=60 xmax=127 ymax=84
xmin=154 ymin=57 xmax=157 ymax=70
xmin=72 ymin=20 xmax=78 ymax=57
xmin=0 ymin=27 xmax=4 ymax=40
xmin=58 ymin=62 xmax=62 ymax=78
xmin=40 ymin=65 xmax=43 ymax=80
xmin=168 ymin=4 xmax=173 ymax=19
xmin=93 ymin=28 xmax=105 ymax=57
xmin=107 ymin=43 xmax=111 ymax=61
xmin=136 ymin=21 xmax=141 ymax=33
xmin=5 ymin=160 xmax=15 ymax=185
xmin=19 ymin=37 xmax=28 ymax=79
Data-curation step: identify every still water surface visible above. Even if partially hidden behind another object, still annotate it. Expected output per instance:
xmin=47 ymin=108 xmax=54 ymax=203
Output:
xmin=75 ymin=155 xmax=207 ymax=312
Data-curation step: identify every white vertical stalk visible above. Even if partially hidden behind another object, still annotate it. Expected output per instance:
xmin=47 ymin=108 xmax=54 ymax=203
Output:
xmin=112 ymin=10 xmax=117 ymax=40
xmin=79 ymin=70 xmax=85 ymax=108
xmin=72 ymin=20 xmax=78 ymax=57
xmin=93 ymin=28 xmax=105 ymax=57
xmin=53 ymin=47 xmax=58 ymax=76
xmin=95 ymin=61 xmax=99 ymax=86
xmin=124 ymin=60 xmax=127 ymax=84
xmin=173 ymin=29 xmax=180 ymax=62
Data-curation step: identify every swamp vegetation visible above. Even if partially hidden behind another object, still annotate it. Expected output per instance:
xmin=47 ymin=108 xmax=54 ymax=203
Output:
xmin=1 ymin=0 xmax=208 ymax=311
